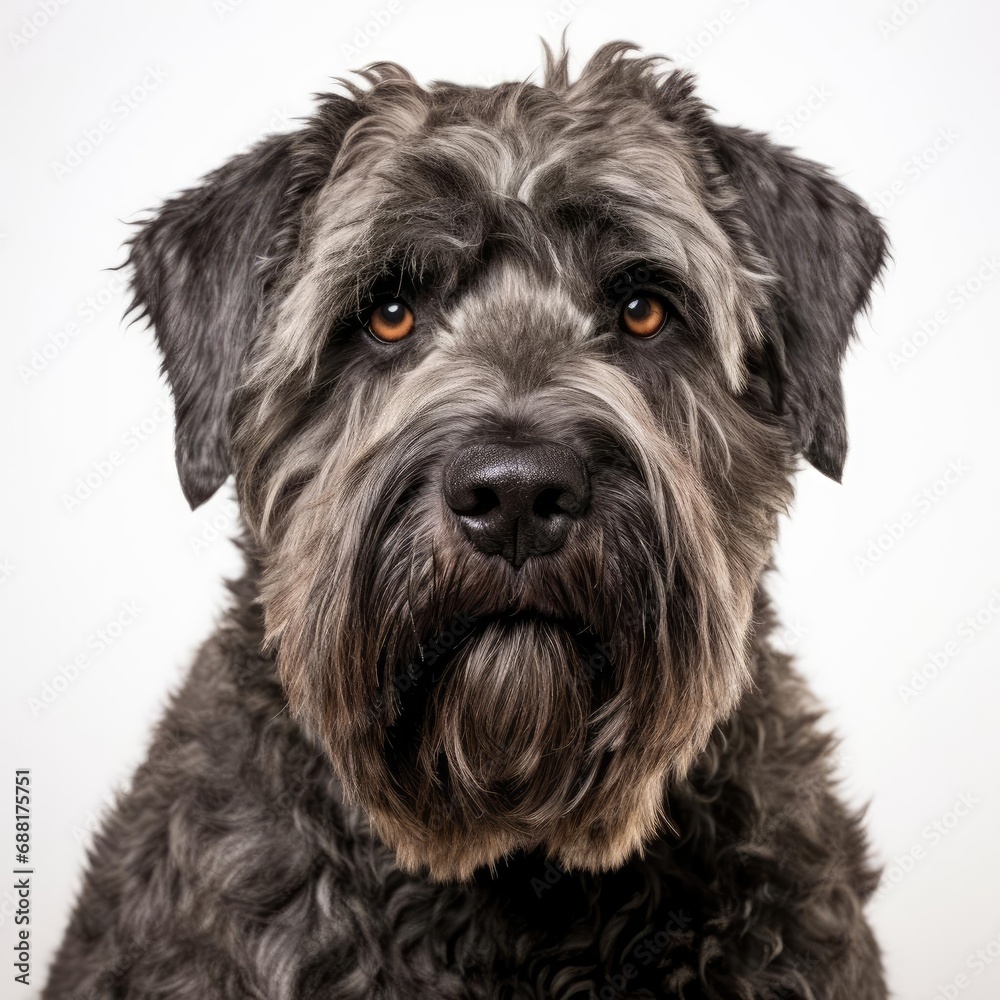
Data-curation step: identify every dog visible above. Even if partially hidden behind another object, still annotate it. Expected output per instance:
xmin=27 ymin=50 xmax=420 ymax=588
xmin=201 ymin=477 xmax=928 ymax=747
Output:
xmin=44 ymin=44 xmax=889 ymax=999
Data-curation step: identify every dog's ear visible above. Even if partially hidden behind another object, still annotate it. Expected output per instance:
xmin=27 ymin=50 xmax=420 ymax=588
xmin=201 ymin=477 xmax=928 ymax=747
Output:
xmin=127 ymin=102 xmax=355 ymax=508
xmin=710 ymin=126 xmax=888 ymax=481
xmin=127 ymin=134 xmax=300 ymax=508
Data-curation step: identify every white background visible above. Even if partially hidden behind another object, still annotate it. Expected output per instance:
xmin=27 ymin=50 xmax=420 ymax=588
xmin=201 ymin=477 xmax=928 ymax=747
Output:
xmin=2 ymin=0 xmax=998 ymax=996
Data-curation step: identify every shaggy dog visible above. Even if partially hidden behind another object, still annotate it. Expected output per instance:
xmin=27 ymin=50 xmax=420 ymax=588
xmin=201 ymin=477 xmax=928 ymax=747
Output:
xmin=45 ymin=44 xmax=888 ymax=999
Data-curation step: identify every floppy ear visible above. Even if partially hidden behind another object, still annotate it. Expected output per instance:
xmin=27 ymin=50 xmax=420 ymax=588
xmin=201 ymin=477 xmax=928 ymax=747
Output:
xmin=127 ymin=134 xmax=301 ymax=507
xmin=711 ymin=126 xmax=888 ymax=481
xmin=127 ymin=98 xmax=357 ymax=508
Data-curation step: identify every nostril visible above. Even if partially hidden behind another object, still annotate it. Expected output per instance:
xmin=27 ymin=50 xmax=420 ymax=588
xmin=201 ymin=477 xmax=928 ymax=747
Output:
xmin=532 ymin=487 xmax=567 ymax=519
xmin=465 ymin=487 xmax=500 ymax=517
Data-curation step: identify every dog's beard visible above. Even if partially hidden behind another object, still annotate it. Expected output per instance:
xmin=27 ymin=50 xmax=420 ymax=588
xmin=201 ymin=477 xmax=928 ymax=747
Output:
xmin=374 ymin=611 xmax=649 ymax=879
xmin=420 ymin=618 xmax=587 ymax=830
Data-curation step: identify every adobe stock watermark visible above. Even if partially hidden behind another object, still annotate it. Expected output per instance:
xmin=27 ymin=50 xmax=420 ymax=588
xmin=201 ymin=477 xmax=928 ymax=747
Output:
xmin=0 ymin=883 xmax=30 ymax=929
xmin=51 ymin=66 xmax=168 ymax=180
xmin=871 ymin=126 xmax=959 ymax=213
xmin=932 ymin=925 xmax=1000 ymax=1000
xmin=62 ymin=936 xmax=151 ymax=1000
xmin=355 ymin=612 xmax=480 ymax=727
xmin=7 ymin=0 xmax=72 ymax=53
xmin=27 ymin=602 xmax=144 ymax=717
xmin=875 ymin=790 xmax=979 ymax=899
xmin=61 ymin=399 xmax=172 ymax=513
xmin=876 ymin=791 xmax=979 ymax=901
xmin=0 ymin=558 xmax=15 ymax=586
xmin=340 ymin=0 xmax=402 ymax=60
xmin=544 ymin=0 xmax=589 ymax=28
xmin=213 ymin=0 xmax=247 ymax=19
xmin=683 ymin=0 xmax=752 ymax=60
xmin=877 ymin=0 xmax=931 ymax=40
xmin=189 ymin=497 xmax=240 ymax=555
xmin=887 ymin=254 xmax=999 ymax=371
xmin=853 ymin=459 xmax=970 ymax=575
xmin=72 ymin=790 xmax=118 ymax=848
xmin=71 ymin=730 xmax=191 ymax=846
xmin=771 ymin=619 xmax=809 ymax=652
xmin=774 ymin=85 xmax=833 ymax=140
xmin=896 ymin=589 xmax=1000 ymax=705
xmin=738 ymin=747 xmax=853 ymax=860
xmin=237 ymin=106 xmax=296 ymax=154
xmin=590 ymin=910 xmax=693 ymax=1000
xmin=393 ymin=612 xmax=477 ymax=696
xmin=530 ymin=858 xmax=569 ymax=897
xmin=17 ymin=272 xmax=127 ymax=384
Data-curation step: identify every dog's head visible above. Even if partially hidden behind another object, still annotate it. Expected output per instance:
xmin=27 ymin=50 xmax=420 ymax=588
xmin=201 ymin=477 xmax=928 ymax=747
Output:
xmin=128 ymin=45 xmax=886 ymax=880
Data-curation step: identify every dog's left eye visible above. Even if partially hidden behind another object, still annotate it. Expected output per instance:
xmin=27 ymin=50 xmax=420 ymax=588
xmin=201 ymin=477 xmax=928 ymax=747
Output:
xmin=368 ymin=300 xmax=415 ymax=342
xmin=620 ymin=294 xmax=669 ymax=338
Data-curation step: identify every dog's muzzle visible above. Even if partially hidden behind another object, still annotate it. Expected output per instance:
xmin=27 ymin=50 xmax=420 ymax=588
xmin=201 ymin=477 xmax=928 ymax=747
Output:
xmin=442 ymin=440 xmax=590 ymax=567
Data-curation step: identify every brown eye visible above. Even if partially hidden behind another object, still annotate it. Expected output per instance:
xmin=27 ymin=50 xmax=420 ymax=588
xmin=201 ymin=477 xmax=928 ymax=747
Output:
xmin=621 ymin=294 xmax=668 ymax=337
xmin=368 ymin=300 xmax=415 ymax=342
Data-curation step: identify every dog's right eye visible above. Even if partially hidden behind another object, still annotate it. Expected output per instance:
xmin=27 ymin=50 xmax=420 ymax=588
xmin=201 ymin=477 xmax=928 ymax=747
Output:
xmin=368 ymin=300 xmax=415 ymax=342
xmin=620 ymin=293 xmax=669 ymax=338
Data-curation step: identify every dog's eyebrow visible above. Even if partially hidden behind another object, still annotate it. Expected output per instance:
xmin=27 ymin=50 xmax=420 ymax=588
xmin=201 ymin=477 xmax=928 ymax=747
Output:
xmin=329 ymin=189 xmax=566 ymax=304
xmin=536 ymin=192 xmax=692 ymax=289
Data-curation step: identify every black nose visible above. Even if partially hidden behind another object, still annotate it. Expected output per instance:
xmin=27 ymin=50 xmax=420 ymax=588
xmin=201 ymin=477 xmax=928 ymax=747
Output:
xmin=443 ymin=441 xmax=590 ymax=567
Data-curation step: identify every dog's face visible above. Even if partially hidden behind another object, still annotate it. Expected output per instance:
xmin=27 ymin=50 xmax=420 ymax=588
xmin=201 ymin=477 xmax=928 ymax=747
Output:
xmin=129 ymin=46 xmax=886 ymax=879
